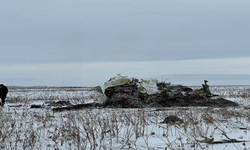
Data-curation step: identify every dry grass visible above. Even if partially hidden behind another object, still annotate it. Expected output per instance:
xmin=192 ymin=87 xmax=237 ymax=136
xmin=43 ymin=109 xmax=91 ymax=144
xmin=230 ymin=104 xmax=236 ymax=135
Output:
xmin=1 ymin=86 xmax=250 ymax=150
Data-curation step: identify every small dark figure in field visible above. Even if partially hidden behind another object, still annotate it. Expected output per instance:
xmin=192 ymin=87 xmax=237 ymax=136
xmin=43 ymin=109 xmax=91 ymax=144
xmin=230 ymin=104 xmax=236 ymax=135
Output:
xmin=0 ymin=84 xmax=8 ymax=107
xmin=160 ymin=115 xmax=184 ymax=125
xmin=202 ymin=80 xmax=212 ymax=96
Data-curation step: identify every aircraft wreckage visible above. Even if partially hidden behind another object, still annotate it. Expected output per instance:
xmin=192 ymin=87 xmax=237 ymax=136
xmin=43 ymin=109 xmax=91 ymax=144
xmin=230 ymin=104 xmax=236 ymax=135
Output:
xmin=32 ymin=74 xmax=238 ymax=112
xmin=102 ymin=74 xmax=238 ymax=108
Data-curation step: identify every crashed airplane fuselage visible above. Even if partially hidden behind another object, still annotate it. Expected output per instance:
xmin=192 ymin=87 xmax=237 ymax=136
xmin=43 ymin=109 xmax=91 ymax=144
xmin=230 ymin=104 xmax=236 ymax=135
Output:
xmin=103 ymin=75 xmax=238 ymax=108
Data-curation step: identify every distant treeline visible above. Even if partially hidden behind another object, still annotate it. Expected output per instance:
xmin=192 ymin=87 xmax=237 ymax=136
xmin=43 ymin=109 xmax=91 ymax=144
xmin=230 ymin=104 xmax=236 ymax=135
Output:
xmin=8 ymin=86 xmax=91 ymax=89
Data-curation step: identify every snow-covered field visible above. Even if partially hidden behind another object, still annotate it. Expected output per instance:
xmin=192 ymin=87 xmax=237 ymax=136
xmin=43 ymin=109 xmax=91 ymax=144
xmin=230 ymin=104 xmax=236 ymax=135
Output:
xmin=1 ymin=86 xmax=250 ymax=150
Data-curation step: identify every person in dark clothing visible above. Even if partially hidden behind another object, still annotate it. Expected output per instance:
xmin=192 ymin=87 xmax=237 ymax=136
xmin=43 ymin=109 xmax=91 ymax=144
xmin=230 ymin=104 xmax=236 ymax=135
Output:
xmin=0 ymin=84 xmax=8 ymax=107
xmin=202 ymin=80 xmax=212 ymax=96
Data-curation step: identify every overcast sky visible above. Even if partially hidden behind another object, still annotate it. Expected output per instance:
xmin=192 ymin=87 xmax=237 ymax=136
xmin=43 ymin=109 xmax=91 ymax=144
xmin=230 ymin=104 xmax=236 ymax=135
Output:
xmin=1 ymin=0 xmax=250 ymax=86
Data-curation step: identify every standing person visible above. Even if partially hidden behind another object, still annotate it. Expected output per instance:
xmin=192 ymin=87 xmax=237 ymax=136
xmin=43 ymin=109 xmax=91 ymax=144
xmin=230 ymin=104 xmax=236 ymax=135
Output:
xmin=0 ymin=84 xmax=8 ymax=107
xmin=202 ymin=80 xmax=212 ymax=96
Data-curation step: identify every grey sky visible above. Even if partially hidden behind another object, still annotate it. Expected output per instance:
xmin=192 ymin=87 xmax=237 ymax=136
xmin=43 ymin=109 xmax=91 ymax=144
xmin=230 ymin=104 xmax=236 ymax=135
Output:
xmin=1 ymin=0 xmax=250 ymax=86
xmin=1 ymin=0 xmax=250 ymax=64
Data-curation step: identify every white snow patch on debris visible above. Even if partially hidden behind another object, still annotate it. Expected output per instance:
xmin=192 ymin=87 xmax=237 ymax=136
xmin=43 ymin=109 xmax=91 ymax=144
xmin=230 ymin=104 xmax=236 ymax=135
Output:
xmin=104 ymin=74 xmax=160 ymax=95
xmin=137 ymin=78 xmax=160 ymax=95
